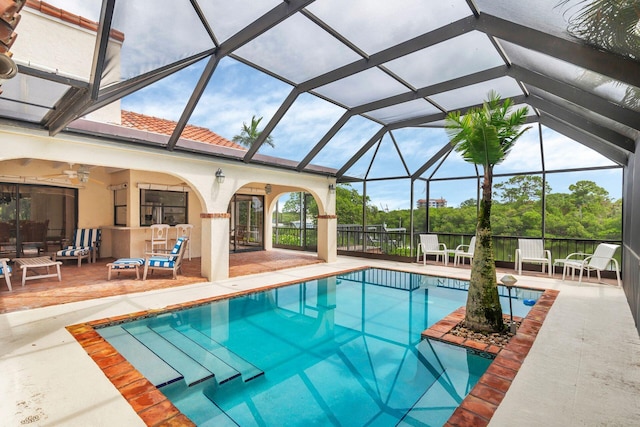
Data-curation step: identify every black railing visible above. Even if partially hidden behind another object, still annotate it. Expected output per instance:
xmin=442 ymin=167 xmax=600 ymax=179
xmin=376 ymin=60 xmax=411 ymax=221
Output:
xmin=273 ymin=226 xmax=622 ymax=274
xmin=331 ymin=229 xmax=622 ymax=273
xmin=273 ymin=227 xmax=317 ymax=250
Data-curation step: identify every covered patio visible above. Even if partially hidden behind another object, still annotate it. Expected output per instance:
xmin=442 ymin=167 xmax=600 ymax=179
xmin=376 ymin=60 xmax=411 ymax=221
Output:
xmin=0 ymin=250 xmax=323 ymax=314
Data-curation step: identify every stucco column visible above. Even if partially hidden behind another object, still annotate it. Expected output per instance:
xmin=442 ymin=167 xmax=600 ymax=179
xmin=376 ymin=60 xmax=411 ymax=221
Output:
xmin=200 ymin=212 xmax=229 ymax=281
xmin=317 ymin=214 xmax=337 ymax=263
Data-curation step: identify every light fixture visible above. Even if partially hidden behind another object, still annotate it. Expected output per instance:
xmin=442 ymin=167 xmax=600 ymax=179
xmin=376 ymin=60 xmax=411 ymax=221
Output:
xmin=329 ymin=184 xmax=335 ymax=193
xmin=77 ymin=171 xmax=89 ymax=183
xmin=0 ymin=52 xmax=18 ymax=82
xmin=500 ymin=274 xmax=518 ymax=333
xmin=265 ymin=184 xmax=272 ymax=194
xmin=77 ymin=166 xmax=90 ymax=183
xmin=215 ymin=168 xmax=225 ymax=184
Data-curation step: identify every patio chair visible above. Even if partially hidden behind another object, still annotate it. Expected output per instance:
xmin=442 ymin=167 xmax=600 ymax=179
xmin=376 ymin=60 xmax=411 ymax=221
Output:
xmin=175 ymin=224 xmax=194 ymax=260
xmin=559 ymin=243 xmax=621 ymax=286
xmin=0 ymin=257 xmax=12 ymax=291
xmin=143 ymin=237 xmax=188 ymax=280
xmin=416 ymin=234 xmax=448 ymax=266
xmin=454 ymin=236 xmax=475 ymax=266
xmin=147 ymin=224 xmax=170 ymax=252
xmin=54 ymin=228 xmax=101 ymax=267
xmin=515 ymin=238 xmax=552 ymax=276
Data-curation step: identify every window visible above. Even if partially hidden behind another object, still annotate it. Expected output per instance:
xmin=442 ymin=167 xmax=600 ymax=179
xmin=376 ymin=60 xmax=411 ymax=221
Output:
xmin=114 ymin=188 xmax=127 ymax=226
xmin=140 ymin=189 xmax=187 ymax=226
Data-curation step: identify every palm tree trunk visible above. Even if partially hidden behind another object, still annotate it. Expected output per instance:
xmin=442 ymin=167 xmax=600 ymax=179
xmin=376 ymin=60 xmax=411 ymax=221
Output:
xmin=465 ymin=167 xmax=504 ymax=332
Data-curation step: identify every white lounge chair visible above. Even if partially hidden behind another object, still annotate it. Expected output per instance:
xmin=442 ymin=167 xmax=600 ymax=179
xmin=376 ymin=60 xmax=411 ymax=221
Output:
xmin=454 ymin=236 xmax=476 ymax=266
xmin=515 ymin=238 xmax=551 ymax=276
xmin=559 ymin=243 xmax=621 ymax=286
xmin=416 ymin=234 xmax=448 ymax=266
xmin=54 ymin=228 xmax=101 ymax=266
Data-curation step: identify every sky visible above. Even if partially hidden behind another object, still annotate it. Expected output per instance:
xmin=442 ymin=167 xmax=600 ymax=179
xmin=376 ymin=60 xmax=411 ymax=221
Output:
xmin=45 ymin=0 xmax=624 ymax=210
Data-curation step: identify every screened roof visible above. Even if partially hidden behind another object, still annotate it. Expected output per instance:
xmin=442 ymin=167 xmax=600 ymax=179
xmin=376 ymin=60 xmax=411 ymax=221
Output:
xmin=2 ymin=0 xmax=639 ymax=183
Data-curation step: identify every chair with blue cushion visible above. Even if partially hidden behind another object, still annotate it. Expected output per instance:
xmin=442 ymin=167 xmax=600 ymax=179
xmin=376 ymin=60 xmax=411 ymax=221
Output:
xmin=54 ymin=228 xmax=102 ymax=267
xmin=0 ymin=257 xmax=12 ymax=291
xmin=143 ymin=237 xmax=188 ymax=280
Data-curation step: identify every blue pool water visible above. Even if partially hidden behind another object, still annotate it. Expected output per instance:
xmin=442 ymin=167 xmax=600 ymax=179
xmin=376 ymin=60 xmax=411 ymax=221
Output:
xmin=98 ymin=268 xmax=540 ymax=426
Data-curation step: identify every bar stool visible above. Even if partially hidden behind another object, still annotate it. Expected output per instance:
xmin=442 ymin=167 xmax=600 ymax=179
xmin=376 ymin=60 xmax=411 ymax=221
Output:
xmin=175 ymin=224 xmax=194 ymax=260
xmin=147 ymin=224 xmax=170 ymax=252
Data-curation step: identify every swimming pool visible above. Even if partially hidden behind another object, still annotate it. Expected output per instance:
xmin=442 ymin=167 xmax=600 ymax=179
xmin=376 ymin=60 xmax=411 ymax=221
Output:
xmin=97 ymin=268 xmax=539 ymax=426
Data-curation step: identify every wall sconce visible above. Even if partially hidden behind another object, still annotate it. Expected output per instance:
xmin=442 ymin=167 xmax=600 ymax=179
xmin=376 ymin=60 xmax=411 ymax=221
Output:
xmin=329 ymin=184 xmax=335 ymax=193
xmin=215 ymin=168 xmax=225 ymax=184
xmin=265 ymin=184 xmax=272 ymax=194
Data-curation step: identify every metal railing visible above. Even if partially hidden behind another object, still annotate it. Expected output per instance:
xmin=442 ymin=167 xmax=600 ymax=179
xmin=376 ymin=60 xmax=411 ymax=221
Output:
xmin=333 ymin=229 xmax=622 ymax=273
xmin=273 ymin=226 xmax=622 ymax=274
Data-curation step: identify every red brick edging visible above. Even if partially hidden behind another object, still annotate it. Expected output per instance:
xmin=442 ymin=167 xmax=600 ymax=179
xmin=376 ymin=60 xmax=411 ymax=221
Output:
xmin=67 ymin=275 xmax=558 ymax=426
xmin=422 ymin=289 xmax=559 ymax=427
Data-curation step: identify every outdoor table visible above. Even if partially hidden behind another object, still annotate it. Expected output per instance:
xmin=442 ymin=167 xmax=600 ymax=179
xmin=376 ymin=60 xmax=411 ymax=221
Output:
xmin=13 ymin=256 xmax=62 ymax=287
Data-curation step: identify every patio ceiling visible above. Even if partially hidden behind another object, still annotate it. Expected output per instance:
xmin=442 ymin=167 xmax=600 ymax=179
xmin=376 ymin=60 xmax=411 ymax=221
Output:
xmin=1 ymin=0 xmax=639 ymax=181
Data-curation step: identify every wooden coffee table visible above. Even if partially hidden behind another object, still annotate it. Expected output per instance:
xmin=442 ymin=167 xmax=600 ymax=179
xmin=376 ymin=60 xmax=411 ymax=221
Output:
xmin=13 ymin=256 xmax=62 ymax=287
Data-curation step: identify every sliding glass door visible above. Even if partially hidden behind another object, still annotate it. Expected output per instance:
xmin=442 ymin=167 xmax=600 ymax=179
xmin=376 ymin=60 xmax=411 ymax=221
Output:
xmin=229 ymin=194 xmax=264 ymax=253
xmin=0 ymin=183 xmax=76 ymax=258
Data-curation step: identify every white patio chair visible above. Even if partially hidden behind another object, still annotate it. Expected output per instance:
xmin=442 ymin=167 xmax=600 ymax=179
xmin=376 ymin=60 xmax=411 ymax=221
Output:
xmin=454 ymin=236 xmax=476 ymax=266
xmin=416 ymin=234 xmax=447 ymax=266
xmin=175 ymin=224 xmax=194 ymax=260
xmin=515 ymin=238 xmax=551 ymax=276
xmin=560 ymin=243 xmax=621 ymax=286
xmin=147 ymin=224 xmax=170 ymax=252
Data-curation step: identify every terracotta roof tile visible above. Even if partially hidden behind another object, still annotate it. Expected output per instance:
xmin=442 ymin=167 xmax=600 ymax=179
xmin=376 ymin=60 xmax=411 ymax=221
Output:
xmin=121 ymin=110 xmax=245 ymax=150
xmin=26 ymin=0 xmax=125 ymax=42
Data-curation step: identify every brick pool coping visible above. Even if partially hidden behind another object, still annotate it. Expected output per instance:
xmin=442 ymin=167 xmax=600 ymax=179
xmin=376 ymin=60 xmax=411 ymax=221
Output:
xmin=426 ymin=288 xmax=560 ymax=427
xmin=65 ymin=270 xmax=558 ymax=426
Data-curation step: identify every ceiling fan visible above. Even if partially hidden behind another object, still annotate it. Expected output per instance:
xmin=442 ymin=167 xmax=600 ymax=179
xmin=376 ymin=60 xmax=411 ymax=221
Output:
xmin=45 ymin=163 xmax=93 ymax=184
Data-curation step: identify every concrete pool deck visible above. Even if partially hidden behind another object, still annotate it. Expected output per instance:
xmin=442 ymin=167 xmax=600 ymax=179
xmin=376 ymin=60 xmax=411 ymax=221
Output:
xmin=1 ymin=255 xmax=638 ymax=426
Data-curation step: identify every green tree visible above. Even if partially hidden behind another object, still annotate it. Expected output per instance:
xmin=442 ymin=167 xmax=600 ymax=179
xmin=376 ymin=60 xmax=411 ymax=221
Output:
xmin=460 ymin=198 xmax=477 ymax=208
xmin=232 ymin=115 xmax=275 ymax=148
xmin=283 ymin=192 xmax=318 ymax=218
xmin=494 ymin=175 xmax=551 ymax=204
xmin=336 ymin=184 xmax=370 ymax=225
xmin=558 ymin=0 xmax=640 ymax=109
xmin=445 ymin=91 xmax=530 ymax=333
xmin=569 ymin=180 xmax=610 ymax=218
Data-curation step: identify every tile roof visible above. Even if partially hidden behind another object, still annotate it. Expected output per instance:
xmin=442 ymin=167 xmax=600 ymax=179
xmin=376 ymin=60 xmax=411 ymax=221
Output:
xmin=121 ymin=110 xmax=245 ymax=150
xmin=25 ymin=0 xmax=125 ymax=41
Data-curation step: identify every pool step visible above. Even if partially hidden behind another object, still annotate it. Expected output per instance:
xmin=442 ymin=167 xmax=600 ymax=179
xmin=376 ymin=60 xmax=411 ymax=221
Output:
xmin=123 ymin=324 xmax=214 ymax=387
xmin=175 ymin=325 xmax=264 ymax=382
xmin=150 ymin=324 xmax=241 ymax=385
xmin=98 ymin=326 xmax=183 ymax=388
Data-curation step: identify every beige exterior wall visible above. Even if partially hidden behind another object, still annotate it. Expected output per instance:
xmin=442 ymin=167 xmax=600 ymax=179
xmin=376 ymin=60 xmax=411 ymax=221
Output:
xmin=11 ymin=8 xmax=122 ymax=124
xmin=1 ymin=124 xmax=337 ymax=280
xmin=3 ymin=5 xmax=336 ymax=281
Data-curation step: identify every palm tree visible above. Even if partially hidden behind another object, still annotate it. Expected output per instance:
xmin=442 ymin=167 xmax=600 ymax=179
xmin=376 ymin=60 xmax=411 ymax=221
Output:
xmin=557 ymin=0 xmax=640 ymax=110
xmin=445 ymin=91 xmax=531 ymax=332
xmin=232 ymin=115 xmax=275 ymax=148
